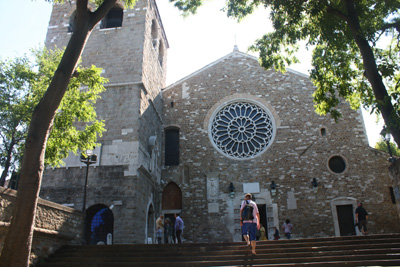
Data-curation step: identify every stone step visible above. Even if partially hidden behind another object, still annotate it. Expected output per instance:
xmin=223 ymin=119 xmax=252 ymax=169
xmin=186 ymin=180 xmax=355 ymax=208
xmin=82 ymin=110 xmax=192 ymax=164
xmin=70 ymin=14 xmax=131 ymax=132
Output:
xmin=48 ymin=243 xmax=400 ymax=258
xmin=44 ymin=248 xmax=400 ymax=263
xmin=37 ymin=234 xmax=400 ymax=267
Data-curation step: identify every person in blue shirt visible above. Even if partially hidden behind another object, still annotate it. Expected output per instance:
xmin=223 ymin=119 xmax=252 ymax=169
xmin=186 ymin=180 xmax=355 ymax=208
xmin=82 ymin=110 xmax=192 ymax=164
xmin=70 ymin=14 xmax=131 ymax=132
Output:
xmin=174 ymin=213 xmax=184 ymax=243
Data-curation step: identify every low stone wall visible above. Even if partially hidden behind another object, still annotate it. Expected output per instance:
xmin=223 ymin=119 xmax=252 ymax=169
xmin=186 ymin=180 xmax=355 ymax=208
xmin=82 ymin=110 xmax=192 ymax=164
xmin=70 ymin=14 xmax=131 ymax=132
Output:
xmin=0 ymin=187 xmax=83 ymax=265
xmin=389 ymin=161 xmax=400 ymax=218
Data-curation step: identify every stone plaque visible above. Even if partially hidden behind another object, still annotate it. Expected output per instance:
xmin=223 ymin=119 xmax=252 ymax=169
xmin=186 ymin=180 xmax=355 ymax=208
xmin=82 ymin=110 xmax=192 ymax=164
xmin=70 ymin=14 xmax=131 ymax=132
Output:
xmin=207 ymin=177 xmax=219 ymax=200
xmin=287 ymin=191 xmax=297 ymax=210
xmin=208 ymin=203 xmax=219 ymax=213
xmin=243 ymin=183 xmax=260 ymax=194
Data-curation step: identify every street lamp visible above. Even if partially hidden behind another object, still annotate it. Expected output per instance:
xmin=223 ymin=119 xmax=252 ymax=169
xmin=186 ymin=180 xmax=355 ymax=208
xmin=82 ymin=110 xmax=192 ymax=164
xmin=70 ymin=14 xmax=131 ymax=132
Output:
xmin=311 ymin=178 xmax=318 ymax=193
xmin=229 ymin=182 xmax=235 ymax=199
xmin=270 ymin=181 xmax=277 ymax=196
xmin=380 ymin=126 xmax=396 ymax=163
xmin=80 ymin=149 xmax=97 ymax=212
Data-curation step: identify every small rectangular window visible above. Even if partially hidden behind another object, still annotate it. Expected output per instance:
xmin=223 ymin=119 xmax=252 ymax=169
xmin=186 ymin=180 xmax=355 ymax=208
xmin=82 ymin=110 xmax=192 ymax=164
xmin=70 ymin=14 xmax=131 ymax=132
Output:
xmin=165 ymin=129 xmax=179 ymax=166
xmin=101 ymin=8 xmax=123 ymax=29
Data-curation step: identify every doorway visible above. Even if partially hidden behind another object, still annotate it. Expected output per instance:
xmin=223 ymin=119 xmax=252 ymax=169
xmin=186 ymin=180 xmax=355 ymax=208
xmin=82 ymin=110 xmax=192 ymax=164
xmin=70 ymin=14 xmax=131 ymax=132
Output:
xmin=257 ymin=204 xmax=268 ymax=240
xmin=336 ymin=204 xmax=356 ymax=236
xmin=85 ymin=204 xmax=114 ymax=244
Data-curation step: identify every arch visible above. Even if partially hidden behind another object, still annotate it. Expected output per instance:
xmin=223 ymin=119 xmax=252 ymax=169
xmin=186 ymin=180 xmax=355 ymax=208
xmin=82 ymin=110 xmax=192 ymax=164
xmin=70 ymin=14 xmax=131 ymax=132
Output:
xmin=100 ymin=7 xmax=123 ymax=29
xmin=162 ymin=182 xmax=182 ymax=210
xmin=85 ymin=204 xmax=114 ymax=244
xmin=146 ymin=204 xmax=155 ymax=243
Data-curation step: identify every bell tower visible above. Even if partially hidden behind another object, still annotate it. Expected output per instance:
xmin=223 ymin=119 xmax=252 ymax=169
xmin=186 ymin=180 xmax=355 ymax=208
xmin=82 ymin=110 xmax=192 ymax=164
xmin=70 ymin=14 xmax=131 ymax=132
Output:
xmin=41 ymin=0 xmax=167 ymax=244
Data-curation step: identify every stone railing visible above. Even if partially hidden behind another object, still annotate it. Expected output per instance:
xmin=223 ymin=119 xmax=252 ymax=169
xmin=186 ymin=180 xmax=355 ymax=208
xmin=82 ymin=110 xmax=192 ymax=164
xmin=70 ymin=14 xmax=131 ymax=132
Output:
xmin=0 ymin=187 xmax=83 ymax=265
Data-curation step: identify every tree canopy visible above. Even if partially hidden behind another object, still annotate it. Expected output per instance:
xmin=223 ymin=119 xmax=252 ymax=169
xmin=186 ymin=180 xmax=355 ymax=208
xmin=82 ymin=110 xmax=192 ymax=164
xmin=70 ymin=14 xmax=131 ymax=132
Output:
xmin=171 ymin=0 xmax=400 ymax=148
xmin=375 ymin=138 xmax=400 ymax=157
xmin=0 ymin=48 xmax=106 ymax=186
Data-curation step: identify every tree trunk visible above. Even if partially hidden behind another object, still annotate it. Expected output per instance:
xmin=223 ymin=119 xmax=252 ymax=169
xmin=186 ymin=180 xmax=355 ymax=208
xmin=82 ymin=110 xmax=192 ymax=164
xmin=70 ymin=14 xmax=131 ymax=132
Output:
xmin=345 ymin=0 xmax=400 ymax=148
xmin=0 ymin=137 xmax=15 ymax=187
xmin=0 ymin=1 xmax=108 ymax=265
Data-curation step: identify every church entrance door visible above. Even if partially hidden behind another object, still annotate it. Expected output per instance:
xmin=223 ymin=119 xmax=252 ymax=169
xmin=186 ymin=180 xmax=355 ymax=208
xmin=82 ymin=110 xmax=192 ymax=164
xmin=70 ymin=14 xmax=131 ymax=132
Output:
xmin=336 ymin=204 xmax=356 ymax=236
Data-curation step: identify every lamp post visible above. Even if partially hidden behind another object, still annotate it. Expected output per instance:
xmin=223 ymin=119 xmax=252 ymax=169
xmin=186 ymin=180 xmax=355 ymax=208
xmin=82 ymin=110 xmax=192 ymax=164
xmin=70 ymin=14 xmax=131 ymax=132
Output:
xmin=229 ymin=182 xmax=235 ymax=199
xmin=80 ymin=149 xmax=97 ymax=212
xmin=270 ymin=181 xmax=277 ymax=196
xmin=311 ymin=178 xmax=318 ymax=193
xmin=380 ymin=126 xmax=396 ymax=163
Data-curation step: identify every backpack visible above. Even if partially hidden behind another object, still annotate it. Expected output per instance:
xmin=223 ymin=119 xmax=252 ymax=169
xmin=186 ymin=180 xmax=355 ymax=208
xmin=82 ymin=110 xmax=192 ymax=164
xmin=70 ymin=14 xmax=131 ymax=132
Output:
xmin=241 ymin=200 xmax=254 ymax=220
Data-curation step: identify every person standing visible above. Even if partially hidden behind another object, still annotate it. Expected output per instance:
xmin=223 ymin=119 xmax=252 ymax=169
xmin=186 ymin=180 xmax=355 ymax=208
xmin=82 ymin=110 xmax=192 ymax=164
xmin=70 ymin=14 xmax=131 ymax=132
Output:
xmin=240 ymin=193 xmax=260 ymax=255
xmin=355 ymin=202 xmax=369 ymax=235
xmin=165 ymin=218 xmax=174 ymax=244
xmin=174 ymin=213 xmax=184 ymax=243
xmin=273 ymin=227 xmax=280 ymax=240
xmin=155 ymin=226 xmax=162 ymax=244
xmin=282 ymin=219 xmax=293 ymax=239
xmin=156 ymin=215 xmax=164 ymax=243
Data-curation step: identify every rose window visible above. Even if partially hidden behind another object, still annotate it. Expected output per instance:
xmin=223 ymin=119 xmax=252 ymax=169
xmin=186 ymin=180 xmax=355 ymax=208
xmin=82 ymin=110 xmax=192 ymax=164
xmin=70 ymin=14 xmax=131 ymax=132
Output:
xmin=210 ymin=101 xmax=275 ymax=159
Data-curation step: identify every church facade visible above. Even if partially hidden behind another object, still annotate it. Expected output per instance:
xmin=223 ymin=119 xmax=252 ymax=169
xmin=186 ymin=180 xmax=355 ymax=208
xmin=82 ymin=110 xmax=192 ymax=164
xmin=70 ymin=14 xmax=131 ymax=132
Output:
xmin=40 ymin=0 xmax=399 ymax=244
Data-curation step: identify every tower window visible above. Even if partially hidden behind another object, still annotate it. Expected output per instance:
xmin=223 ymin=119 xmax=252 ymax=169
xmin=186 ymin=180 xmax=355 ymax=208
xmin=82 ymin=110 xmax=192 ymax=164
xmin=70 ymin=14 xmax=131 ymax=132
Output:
xmin=159 ymin=42 xmax=164 ymax=67
xmin=165 ymin=128 xmax=179 ymax=166
xmin=320 ymin=127 xmax=326 ymax=136
xmin=100 ymin=8 xmax=123 ymax=29
xmin=68 ymin=11 xmax=76 ymax=32
xmin=151 ymin=19 xmax=158 ymax=48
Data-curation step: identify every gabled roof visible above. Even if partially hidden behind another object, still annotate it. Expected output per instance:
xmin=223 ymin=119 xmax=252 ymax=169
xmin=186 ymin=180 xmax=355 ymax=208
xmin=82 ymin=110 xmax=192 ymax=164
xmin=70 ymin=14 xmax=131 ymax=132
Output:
xmin=163 ymin=48 xmax=309 ymax=92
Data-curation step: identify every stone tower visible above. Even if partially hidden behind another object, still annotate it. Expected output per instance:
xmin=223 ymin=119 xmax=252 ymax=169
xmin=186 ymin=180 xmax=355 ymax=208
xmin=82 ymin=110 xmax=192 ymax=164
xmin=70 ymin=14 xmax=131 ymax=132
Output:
xmin=41 ymin=0 xmax=167 ymax=244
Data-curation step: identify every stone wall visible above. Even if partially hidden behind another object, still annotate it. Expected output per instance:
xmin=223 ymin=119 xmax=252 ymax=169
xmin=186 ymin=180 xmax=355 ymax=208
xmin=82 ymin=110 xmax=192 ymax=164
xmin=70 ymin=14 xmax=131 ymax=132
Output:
xmin=0 ymin=187 xmax=83 ymax=265
xmin=389 ymin=160 xmax=400 ymax=217
xmin=162 ymin=51 xmax=400 ymax=242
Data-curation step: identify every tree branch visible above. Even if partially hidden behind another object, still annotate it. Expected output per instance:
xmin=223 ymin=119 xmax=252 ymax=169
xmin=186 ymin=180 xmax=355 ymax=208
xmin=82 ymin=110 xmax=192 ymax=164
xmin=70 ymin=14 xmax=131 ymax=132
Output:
xmin=381 ymin=21 xmax=400 ymax=33
xmin=326 ymin=4 xmax=349 ymax=22
xmin=91 ymin=0 xmax=118 ymax=28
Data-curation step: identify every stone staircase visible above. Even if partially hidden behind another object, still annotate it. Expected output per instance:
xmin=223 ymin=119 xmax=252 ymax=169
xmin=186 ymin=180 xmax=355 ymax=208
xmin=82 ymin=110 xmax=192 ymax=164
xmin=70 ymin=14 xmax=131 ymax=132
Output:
xmin=37 ymin=234 xmax=400 ymax=266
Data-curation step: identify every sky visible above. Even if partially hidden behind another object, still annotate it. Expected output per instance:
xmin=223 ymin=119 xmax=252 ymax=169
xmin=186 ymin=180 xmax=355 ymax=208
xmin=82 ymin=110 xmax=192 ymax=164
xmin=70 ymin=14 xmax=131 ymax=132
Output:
xmin=0 ymin=0 xmax=384 ymax=147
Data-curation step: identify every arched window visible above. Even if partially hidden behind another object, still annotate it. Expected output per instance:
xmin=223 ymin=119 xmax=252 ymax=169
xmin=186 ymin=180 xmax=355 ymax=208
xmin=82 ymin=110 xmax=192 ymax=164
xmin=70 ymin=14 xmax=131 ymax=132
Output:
xmin=151 ymin=19 xmax=158 ymax=49
xmin=68 ymin=10 xmax=76 ymax=32
xmin=165 ymin=128 xmax=179 ymax=166
xmin=158 ymin=41 xmax=164 ymax=67
xmin=100 ymin=8 xmax=123 ymax=29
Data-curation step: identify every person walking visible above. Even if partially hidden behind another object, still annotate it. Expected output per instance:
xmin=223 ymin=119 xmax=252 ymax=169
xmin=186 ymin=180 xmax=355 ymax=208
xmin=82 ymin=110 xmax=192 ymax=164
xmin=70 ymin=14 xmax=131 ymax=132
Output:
xmin=355 ymin=202 xmax=369 ymax=235
xmin=282 ymin=219 xmax=293 ymax=239
xmin=240 ymin=193 xmax=260 ymax=255
xmin=174 ymin=213 xmax=184 ymax=243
